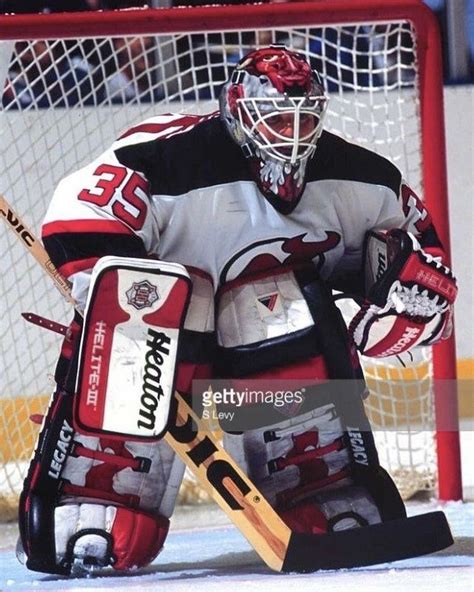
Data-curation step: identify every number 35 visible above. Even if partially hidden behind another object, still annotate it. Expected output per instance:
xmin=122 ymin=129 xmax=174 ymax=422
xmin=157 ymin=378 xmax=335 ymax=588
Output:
xmin=78 ymin=163 xmax=148 ymax=231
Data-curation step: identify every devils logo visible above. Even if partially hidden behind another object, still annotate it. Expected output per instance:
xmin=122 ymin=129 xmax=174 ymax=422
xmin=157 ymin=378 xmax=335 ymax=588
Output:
xmin=220 ymin=231 xmax=340 ymax=284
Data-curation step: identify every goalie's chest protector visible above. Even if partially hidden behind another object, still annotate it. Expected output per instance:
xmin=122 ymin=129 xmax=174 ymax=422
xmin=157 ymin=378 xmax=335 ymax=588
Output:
xmin=114 ymin=118 xmax=403 ymax=288
xmin=154 ymin=184 xmax=348 ymax=285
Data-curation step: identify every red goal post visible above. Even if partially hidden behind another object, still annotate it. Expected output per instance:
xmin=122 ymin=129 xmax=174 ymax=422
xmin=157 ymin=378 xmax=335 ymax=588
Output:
xmin=0 ymin=0 xmax=462 ymax=508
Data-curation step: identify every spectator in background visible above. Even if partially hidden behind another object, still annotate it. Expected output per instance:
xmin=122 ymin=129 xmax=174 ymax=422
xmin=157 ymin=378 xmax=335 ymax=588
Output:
xmin=101 ymin=0 xmax=148 ymax=6
xmin=0 ymin=1 xmax=101 ymax=12
xmin=105 ymin=37 xmax=162 ymax=103
xmin=2 ymin=40 xmax=99 ymax=108
xmin=0 ymin=0 xmax=146 ymax=12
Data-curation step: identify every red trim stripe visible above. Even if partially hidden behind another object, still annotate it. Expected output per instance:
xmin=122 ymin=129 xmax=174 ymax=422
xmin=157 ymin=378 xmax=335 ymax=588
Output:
xmin=73 ymin=444 xmax=141 ymax=470
xmin=59 ymin=257 xmax=100 ymax=278
xmin=117 ymin=118 xmax=194 ymax=140
xmin=118 ymin=112 xmax=219 ymax=140
xmin=42 ymin=219 xmax=134 ymax=238
xmin=118 ymin=122 xmax=175 ymax=140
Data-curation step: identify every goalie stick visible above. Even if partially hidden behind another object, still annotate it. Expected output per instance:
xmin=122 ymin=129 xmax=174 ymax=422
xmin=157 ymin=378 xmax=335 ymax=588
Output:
xmin=2 ymin=191 xmax=453 ymax=572
xmin=0 ymin=194 xmax=75 ymax=305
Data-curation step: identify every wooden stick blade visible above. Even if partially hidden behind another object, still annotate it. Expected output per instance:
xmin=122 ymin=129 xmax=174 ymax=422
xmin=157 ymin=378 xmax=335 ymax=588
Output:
xmin=283 ymin=511 xmax=453 ymax=571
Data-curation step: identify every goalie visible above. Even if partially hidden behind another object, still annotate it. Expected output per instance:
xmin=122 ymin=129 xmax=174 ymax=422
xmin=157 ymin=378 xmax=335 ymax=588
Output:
xmin=19 ymin=46 xmax=457 ymax=575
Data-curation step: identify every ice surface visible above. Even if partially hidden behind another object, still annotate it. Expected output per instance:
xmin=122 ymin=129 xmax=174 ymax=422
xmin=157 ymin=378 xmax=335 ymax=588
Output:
xmin=1 ymin=500 xmax=472 ymax=592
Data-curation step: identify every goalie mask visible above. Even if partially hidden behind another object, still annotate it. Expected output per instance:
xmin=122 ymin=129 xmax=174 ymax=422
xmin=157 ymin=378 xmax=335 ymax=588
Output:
xmin=220 ymin=46 xmax=328 ymax=213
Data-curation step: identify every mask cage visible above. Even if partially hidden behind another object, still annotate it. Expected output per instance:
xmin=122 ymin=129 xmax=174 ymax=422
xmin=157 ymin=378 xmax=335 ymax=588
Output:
xmin=236 ymin=94 xmax=328 ymax=164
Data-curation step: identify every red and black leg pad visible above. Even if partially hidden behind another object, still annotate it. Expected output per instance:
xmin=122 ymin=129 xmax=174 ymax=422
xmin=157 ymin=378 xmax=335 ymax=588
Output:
xmin=215 ymin=264 xmax=453 ymax=567
xmin=19 ymin=389 xmax=78 ymax=575
xmin=18 ymin=257 xmax=194 ymax=575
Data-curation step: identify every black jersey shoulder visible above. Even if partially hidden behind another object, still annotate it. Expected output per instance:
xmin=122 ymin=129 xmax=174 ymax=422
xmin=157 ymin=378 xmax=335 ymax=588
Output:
xmin=308 ymin=130 xmax=402 ymax=195
xmin=114 ymin=116 xmax=252 ymax=195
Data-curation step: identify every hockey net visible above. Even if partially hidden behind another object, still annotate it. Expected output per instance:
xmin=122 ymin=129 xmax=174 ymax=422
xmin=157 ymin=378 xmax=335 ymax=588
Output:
xmin=0 ymin=1 xmax=461 ymax=520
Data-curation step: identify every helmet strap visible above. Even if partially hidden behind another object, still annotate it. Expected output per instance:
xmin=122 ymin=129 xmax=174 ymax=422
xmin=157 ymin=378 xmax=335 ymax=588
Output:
xmin=241 ymin=143 xmax=254 ymax=159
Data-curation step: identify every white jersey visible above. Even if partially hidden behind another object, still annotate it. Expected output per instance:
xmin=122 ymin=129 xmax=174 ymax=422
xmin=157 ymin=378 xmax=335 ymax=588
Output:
xmin=42 ymin=112 xmax=438 ymax=297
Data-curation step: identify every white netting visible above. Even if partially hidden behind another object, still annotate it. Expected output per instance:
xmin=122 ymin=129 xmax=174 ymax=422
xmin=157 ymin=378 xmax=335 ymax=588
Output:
xmin=0 ymin=20 xmax=435 ymax=517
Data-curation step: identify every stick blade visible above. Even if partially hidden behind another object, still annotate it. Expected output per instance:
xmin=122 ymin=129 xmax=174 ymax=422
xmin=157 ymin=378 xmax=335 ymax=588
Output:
xmin=282 ymin=511 xmax=453 ymax=572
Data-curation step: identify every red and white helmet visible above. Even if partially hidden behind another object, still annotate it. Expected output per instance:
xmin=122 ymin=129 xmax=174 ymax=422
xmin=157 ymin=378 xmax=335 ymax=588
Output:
xmin=220 ymin=46 xmax=328 ymax=166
